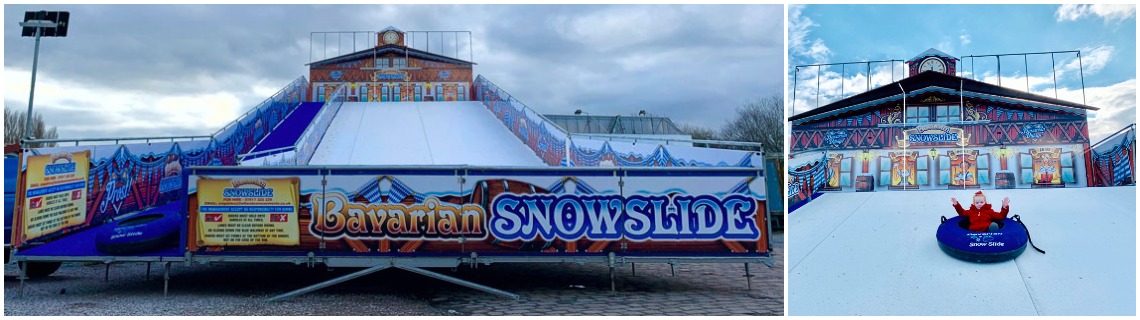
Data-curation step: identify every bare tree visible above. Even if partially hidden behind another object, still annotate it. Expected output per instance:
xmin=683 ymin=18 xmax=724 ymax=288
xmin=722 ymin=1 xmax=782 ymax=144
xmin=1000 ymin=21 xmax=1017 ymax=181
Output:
xmin=721 ymin=96 xmax=783 ymax=154
xmin=676 ymin=123 xmax=719 ymax=140
xmin=5 ymin=107 xmax=58 ymax=148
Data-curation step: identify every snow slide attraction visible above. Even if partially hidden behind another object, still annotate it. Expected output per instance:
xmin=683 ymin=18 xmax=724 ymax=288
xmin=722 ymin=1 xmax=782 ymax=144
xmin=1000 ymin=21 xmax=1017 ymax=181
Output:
xmin=788 ymin=187 xmax=1135 ymax=316
xmin=307 ymin=102 xmax=544 ymax=166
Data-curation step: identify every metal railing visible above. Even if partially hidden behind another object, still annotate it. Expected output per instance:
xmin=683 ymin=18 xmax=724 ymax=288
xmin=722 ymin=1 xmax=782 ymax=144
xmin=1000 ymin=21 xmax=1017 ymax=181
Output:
xmin=293 ymin=83 xmax=347 ymax=165
xmin=213 ymin=76 xmax=308 ymax=138
xmin=568 ymin=133 xmax=763 ymax=150
xmin=24 ymin=135 xmax=213 ymax=147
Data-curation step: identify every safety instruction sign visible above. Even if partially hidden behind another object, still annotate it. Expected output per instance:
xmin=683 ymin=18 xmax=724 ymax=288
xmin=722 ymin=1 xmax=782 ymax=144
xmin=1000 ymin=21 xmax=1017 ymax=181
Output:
xmin=22 ymin=151 xmax=90 ymax=241
xmin=196 ymin=177 xmax=300 ymax=246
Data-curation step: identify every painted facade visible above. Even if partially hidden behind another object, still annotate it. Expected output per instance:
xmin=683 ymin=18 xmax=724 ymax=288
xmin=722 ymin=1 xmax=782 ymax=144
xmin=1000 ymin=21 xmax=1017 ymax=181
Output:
xmin=308 ymin=27 xmax=474 ymax=103
xmin=789 ymin=49 xmax=1097 ymax=192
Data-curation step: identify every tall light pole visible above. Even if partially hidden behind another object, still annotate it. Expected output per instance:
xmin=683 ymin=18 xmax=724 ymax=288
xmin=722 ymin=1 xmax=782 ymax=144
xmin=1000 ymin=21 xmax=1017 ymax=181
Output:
xmin=18 ymin=10 xmax=69 ymax=143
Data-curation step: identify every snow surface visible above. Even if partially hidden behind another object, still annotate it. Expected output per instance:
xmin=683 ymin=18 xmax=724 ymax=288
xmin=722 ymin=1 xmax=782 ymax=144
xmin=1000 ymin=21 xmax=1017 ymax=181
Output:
xmin=307 ymin=102 xmax=544 ymax=166
xmin=789 ymin=187 xmax=1136 ymax=316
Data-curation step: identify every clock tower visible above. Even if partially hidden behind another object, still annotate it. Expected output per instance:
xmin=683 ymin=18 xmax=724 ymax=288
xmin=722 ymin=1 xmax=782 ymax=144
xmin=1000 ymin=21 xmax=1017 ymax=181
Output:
xmin=907 ymin=48 xmax=957 ymax=77
xmin=377 ymin=26 xmax=405 ymax=47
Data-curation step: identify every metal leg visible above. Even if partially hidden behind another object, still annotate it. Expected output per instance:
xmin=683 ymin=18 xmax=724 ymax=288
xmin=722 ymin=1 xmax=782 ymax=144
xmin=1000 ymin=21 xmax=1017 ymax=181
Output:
xmin=394 ymin=265 xmax=519 ymax=300
xmin=104 ymin=263 xmax=111 ymax=282
xmin=608 ymin=252 xmax=617 ymax=293
xmin=163 ymin=262 xmax=171 ymax=297
xmin=146 ymin=262 xmax=152 ymax=281
xmin=268 ymin=264 xmax=392 ymax=302
xmin=19 ymin=262 xmax=27 ymax=299
xmin=631 ymin=263 xmax=636 ymax=277
xmin=744 ymin=263 xmax=753 ymax=291
xmin=670 ymin=263 xmax=676 ymax=277
xmin=609 ymin=266 xmax=616 ymax=293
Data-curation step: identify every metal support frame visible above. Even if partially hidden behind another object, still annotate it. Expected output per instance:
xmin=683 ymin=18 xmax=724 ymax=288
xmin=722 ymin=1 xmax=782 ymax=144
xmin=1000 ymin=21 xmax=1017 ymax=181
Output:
xmin=104 ymin=263 xmax=110 ymax=282
xmin=267 ymin=262 xmax=519 ymax=302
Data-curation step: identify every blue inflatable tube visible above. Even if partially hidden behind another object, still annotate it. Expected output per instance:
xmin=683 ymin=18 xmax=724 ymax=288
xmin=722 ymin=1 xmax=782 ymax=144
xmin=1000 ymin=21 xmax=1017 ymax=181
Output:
xmin=95 ymin=203 xmax=182 ymax=255
xmin=936 ymin=216 xmax=1028 ymax=263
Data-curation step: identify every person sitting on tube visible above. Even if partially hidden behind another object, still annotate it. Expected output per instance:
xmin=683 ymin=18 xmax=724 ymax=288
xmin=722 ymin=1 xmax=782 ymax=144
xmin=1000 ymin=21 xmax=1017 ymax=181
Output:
xmin=951 ymin=191 xmax=1010 ymax=232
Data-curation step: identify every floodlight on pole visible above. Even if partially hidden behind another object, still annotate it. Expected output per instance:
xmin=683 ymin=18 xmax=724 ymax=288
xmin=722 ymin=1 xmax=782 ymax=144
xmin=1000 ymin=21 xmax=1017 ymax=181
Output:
xmin=19 ymin=10 xmax=69 ymax=143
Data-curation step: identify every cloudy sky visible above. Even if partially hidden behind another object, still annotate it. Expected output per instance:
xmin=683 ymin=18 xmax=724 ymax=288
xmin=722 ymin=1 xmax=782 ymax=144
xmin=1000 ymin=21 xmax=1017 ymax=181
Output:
xmin=3 ymin=4 xmax=783 ymax=139
xmin=789 ymin=4 xmax=1136 ymax=142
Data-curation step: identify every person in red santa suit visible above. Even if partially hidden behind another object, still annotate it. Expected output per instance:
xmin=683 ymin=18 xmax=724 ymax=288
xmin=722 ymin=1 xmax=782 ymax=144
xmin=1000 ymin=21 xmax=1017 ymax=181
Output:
xmin=951 ymin=191 xmax=1010 ymax=232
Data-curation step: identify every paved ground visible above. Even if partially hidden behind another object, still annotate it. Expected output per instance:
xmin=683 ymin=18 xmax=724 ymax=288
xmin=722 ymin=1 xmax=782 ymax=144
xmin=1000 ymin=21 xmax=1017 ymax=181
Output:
xmin=5 ymin=231 xmax=783 ymax=316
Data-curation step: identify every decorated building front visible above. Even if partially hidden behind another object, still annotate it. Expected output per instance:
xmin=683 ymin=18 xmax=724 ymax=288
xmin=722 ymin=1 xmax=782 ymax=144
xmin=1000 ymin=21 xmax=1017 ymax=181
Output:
xmin=308 ymin=26 xmax=474 ymax=103
xmin=789 ymin=49 xmax=1097 ymax=192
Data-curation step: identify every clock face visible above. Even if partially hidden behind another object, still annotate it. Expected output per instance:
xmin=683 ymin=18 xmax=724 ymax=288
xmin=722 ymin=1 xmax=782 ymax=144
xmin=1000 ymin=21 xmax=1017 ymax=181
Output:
xmin=382 ymin=31 xmax=399 ymax=45
xmin=918 ymin=57 xmax=946 ymax=73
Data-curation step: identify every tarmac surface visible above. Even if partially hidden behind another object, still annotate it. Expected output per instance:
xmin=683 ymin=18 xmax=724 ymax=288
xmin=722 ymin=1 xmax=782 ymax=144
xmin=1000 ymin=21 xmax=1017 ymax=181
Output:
xmin=4 ymin=231 xmax=783 ymax=316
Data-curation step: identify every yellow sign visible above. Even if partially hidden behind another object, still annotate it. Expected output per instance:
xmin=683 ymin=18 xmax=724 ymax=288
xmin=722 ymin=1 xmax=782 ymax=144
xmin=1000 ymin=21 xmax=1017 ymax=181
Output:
xmin=196 ymin=177 xmax=300 ymax=246
xmin=22 ymin=151 xmax=90 ymax=241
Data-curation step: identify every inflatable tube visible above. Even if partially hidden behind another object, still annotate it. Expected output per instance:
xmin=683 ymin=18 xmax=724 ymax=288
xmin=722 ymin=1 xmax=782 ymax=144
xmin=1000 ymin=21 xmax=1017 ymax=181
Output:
xmin=936 ymin=216 xmax=1028 ymax=263
xmin=95 ymin=210 xmax=181 ymax=255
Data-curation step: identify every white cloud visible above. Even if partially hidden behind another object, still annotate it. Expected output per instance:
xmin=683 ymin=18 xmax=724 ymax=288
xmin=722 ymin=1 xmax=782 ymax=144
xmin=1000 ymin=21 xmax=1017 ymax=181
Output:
xmin=5 ymin=68 xmax=248 ymax=139
xmin=1059 ymin=45 xmax=1114 ymax=76
xmin=1056 ymin=4 xmax=1136 ymax=23
xmin=959 ymin=33 xmax=971 ymax=47
xmin=788 ymin=5 xmax=831 ymax=64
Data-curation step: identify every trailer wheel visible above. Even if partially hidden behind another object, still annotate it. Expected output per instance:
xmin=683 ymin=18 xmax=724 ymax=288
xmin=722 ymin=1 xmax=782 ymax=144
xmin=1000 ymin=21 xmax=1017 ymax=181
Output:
xmin=18 ymin=261 xmax=62 ymax=278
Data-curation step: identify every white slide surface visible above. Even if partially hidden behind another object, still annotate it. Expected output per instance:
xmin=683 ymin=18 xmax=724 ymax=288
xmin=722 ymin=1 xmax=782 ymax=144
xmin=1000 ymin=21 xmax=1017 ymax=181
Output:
xmin=789 ymin=187 xmax=1136 ymax=316
xmin=308 ymin=102 xmax=544 ymax=166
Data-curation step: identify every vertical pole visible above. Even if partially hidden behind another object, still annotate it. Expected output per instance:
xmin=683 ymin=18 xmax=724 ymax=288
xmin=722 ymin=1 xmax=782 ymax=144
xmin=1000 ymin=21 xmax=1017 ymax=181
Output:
xmin=791 ymin=67 xmax=798 ymax=116
xmin=744 ymin=263 xmax=753 ymax=291
xmin=841 ymin=64 xmax=846 ymax=98
xmin=19 ymin=262 xmax=27 ymax=298
xmin=1024 ymin=54 xmax=1030 ymax=92
xmin=1051 ymin=53 xmax=1059 ymax=98
xmin=164 ymin=262 xmax=171 ymax=297
xmin=670 ymin=262 xmax=676 ymax=277
xmin=866 ymin=62 xmax=871 ymax=92
xmin=104 ymin=263 xmax=110 ymax=282
xmin=24 ymin=26 xmax=43 ymax=141
xmin=146 ymin=262 xmax=152 ymax=281
xmin=891 ymin=61 xmax=895 ymax=83
xmin=1078 ymin=51 xmax=1087 ymax=105
xmin=971 ymin=57 xmax=976 ymax=81
xmin=815 ymin=66 xmax=821 ymax=109
xmin=608 ymin=252 xmax=616 ymax=293
xmin=997 ymin=56 xmax=1002 ymax=87
xmin=631 ymin=263 xmax=636 ymax=277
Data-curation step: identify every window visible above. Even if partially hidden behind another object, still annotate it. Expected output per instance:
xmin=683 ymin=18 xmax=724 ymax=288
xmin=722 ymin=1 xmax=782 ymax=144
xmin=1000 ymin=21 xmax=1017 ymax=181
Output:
xmin=381 ymin=85 xmax=389 ymax=102
xmin=394 ymin=83 xmax=402 ymax=102
xmin=435 ymin=86 xmax=444 ymax=102
xmin=458 ymin=84 xmax=466 ymax=101
xmin=317 ymin=86 xmax=326 ymax=102
xmin=906 ymin=106 xmax=930 ymax=123
xmin=414 ymin=85 xmax=423 ymax=101
xmin=906 ymin=104 xmax=961 ymax=123
xmin=375 ymin=58 xmax=389 ymax=69
xmin=935 ymin=105 xmax=961 ymax=122
xmin=393 ymin=58 xmax=407 ymax=69
xmin=361 ymin=86 xmax=369 ymax=102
